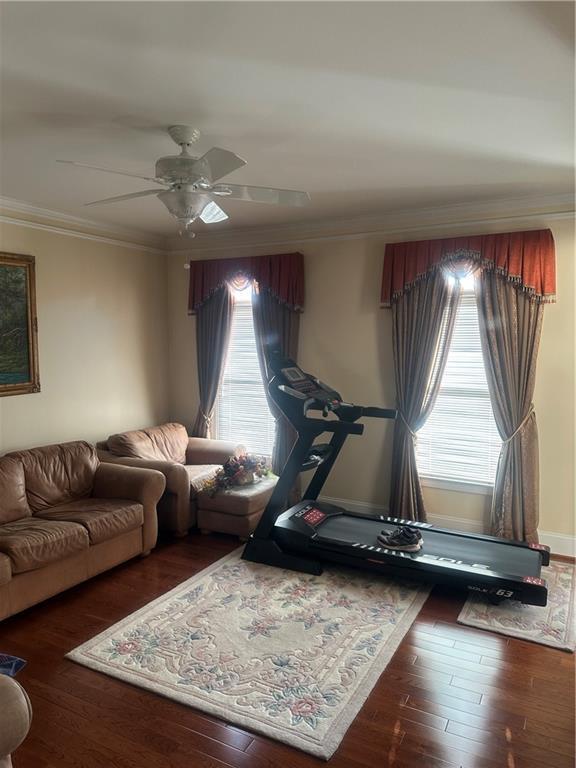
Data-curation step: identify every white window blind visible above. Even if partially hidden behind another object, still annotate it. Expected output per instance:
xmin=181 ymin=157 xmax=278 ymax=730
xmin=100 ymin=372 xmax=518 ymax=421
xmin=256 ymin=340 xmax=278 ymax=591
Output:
xmin=416 ymin=275 xmax=502 ymax=486
xmin=215 ymin=285 xmax=275 ymax=456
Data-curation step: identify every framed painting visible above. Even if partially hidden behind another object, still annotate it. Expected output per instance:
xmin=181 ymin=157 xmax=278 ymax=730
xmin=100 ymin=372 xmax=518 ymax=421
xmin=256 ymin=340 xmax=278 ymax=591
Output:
xmin=0 ymin=252 xmax=40 ymax=396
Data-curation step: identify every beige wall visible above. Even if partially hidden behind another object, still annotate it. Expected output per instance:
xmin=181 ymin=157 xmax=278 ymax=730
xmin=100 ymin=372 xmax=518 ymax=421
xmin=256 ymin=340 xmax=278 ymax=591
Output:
xmin=4 ymin=210 xmax=570 ymax=542
xmin=168 ymin=216 xmax=574 ymax=540
xmin=0 ymin=222 xmax=169 ymax=453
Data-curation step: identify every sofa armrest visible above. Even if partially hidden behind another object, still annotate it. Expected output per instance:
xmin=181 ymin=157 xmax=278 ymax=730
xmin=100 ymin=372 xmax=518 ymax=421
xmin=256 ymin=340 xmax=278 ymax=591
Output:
xmin=97 ymin=451 xmax=189 ymax=496
xmin=186 ymin=438 xmax=244 ymax=466
xmin=93 ymin=464 xmax=166 ymax=553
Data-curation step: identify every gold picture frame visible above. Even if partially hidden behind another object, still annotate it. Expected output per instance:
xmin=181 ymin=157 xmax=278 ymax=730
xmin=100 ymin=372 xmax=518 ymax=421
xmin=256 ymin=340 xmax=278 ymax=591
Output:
xmin=0 ymin=252 xmax=40 ymax=396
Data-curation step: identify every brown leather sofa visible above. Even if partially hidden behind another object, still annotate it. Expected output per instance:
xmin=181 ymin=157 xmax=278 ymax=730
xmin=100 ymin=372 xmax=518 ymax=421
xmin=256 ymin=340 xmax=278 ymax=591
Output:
xmin=0 ymin=441 xmax=165 ymax=621
xmin=97 ymin=423 xmax=242 ymax=536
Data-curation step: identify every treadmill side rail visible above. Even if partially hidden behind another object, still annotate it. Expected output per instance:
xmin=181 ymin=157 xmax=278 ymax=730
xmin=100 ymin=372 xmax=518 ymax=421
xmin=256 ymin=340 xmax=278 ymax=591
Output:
xmin=311 ymin=542 xmax=549 ymax=607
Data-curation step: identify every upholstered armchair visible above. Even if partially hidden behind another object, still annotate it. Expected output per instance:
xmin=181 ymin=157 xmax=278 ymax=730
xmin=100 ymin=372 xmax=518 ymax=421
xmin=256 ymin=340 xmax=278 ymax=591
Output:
xmin=97 ymin=423 xmax=242 ymax=536
xmin=0 ymin=674 xmax=32 ymax=767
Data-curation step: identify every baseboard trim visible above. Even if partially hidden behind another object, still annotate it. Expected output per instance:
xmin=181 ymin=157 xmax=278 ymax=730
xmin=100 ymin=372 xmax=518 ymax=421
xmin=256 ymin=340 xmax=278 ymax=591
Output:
xmin=318 ymin=495 xmax=575 ymax=557
xmin=538 ymin=532 xmax=576 ymax=558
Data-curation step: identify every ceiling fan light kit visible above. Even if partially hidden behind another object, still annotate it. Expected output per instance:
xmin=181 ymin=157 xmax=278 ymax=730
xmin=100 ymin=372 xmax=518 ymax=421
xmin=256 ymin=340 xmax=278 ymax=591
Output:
xmin=58 ymin=125 xmax=310 ymax=236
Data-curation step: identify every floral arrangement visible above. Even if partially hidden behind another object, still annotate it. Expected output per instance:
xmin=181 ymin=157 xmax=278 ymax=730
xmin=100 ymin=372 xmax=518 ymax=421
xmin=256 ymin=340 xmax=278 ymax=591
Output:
xmin=203 ymin=453 xmax=272 ymax=496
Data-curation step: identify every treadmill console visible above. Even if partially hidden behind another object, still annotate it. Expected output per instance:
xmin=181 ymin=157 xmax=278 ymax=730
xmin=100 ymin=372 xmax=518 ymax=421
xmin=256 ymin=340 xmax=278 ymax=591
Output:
xmin=267 ymin=351 xmax=343 ymax=413
xmin=264 ymin=349 xmax=396 ymax=437
xmin=279 ymin=366 xmax=319 ymax=396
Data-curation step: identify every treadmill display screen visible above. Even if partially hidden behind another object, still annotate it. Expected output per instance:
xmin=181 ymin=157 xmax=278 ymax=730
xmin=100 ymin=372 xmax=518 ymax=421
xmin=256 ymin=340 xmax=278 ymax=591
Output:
xmin=301 ymin=507 xmax=327 ymax=527
xmin=282 ymin=366 xmax=307 ymax=383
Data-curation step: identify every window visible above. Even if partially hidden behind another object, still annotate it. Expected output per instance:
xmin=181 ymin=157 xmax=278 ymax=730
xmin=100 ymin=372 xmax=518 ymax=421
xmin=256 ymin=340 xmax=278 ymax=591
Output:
xmin=415 ymin=274 xmax=502 ymax=487
xmin=215 ymin=283 xmax=276 ymax=456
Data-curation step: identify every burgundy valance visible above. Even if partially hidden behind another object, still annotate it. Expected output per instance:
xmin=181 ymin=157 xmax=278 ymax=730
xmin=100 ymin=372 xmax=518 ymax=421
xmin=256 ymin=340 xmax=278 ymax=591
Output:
xmin=188 ymin=252 xmax=305 ymax=314
xmin=381 ymin=228 xmax=556 ymax=306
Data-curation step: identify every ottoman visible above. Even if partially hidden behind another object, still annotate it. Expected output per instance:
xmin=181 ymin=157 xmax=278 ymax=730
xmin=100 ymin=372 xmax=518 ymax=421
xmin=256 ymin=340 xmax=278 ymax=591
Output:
xmin=196 ymin=476 xmax=277 ymax=539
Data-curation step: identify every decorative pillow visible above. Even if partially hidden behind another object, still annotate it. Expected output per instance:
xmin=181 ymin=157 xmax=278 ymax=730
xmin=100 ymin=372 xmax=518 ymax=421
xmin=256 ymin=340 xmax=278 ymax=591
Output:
xmin=0 ymin=456 xmax=31 ymax=524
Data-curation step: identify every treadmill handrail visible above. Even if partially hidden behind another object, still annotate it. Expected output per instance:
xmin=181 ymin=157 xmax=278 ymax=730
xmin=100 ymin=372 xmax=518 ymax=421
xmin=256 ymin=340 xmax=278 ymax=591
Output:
xmin=304 ymin=400 xmax=397 ymax=424
xmin=359 ymin=406 xmax=397 ymax=419
xmin=299 ymin=414 xmax=365 ymax=436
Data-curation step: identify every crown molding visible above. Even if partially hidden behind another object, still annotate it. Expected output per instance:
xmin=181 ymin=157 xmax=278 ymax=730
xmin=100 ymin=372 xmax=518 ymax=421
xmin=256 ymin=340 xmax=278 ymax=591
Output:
xmin=0 ymin=196 xmax=169 ymax=254
xmin=168 ymin=191 xmax=575 ymax=256
xmin=1 ymin=192 xmax=573 ymax=257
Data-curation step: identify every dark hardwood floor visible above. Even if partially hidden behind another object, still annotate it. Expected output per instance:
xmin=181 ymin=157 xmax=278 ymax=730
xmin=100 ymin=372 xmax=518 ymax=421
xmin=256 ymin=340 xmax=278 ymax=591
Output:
xmin=1 ymin=533 xmax=574 ymax=768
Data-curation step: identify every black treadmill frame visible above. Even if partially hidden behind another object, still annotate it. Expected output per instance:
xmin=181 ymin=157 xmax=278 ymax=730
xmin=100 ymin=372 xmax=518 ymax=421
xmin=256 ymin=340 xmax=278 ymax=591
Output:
xmin=242 ymin=358 xmax=549 ymax=606
xmin=277 ymin=504 xmax=548 ymax=605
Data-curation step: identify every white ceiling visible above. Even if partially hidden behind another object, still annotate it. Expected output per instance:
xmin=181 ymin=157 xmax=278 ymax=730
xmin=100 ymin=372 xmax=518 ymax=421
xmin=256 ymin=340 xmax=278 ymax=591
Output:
xmin=0 ymin=1 xmax=573 ymax=238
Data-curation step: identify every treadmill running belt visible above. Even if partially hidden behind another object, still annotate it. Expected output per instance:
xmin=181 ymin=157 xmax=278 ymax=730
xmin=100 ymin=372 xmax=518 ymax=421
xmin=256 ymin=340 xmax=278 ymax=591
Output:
xmin=317 ymin=516 xmax=541 ymax=578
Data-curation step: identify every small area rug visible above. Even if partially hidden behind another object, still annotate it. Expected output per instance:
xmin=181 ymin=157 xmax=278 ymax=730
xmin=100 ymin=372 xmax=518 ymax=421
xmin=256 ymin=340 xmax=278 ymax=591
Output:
xmin=458 ymin=560 xmax=575 ymax=651
xmin=68 ymin=549 xmax=429 ymax=758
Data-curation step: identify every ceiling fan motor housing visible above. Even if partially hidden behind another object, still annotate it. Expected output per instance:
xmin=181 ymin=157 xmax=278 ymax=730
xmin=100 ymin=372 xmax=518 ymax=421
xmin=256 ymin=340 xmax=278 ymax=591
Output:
xmin=155 ymin=154 xmax=203 ymax=184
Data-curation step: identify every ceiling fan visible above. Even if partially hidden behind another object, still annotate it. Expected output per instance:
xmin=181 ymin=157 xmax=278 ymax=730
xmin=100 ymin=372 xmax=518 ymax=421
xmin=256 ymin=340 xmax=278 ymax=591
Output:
xmin=58 ymin=125 xmax=310 ymax=236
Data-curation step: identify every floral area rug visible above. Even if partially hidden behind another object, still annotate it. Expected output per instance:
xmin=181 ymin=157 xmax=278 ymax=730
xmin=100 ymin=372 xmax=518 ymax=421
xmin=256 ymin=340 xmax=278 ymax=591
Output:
xmin=67 ymin=549 xmax=430 ymax=758
xmin=458 ymin=560 xmax=576 ymax=651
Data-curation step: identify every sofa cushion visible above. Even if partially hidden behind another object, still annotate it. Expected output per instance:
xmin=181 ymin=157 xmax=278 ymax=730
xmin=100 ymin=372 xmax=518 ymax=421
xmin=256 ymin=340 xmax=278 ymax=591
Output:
xmin=184 ymin=464 xmax=222 ymax=497
xmin=0 ymin=456 xmax=31 ymax=524
xmin=108 ymin=423 xmax=188 ymax=464
xmin=7 ymin=441 xmax=98 ymax=513
xmin=0 ymin=553 xmax=12 ymax=586
xmin=36 ymin=498 xmax=144 ymax=544
xmin=0 ymin=518 xmax=89 ymax=574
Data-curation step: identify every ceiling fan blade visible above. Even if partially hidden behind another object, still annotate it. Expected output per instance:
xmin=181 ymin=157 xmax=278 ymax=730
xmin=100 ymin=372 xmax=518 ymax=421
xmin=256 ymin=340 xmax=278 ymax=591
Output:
xmin=211 ymin=184 xmax=310 ymax=207
xmin=199 ymin=200 xmax=229 ymax=224
xmin=84 ymin=189 xmax=160 ymax=206
xmin=57 ymin=160 xmax=165 ymax=185
xmin=191 ymin=147 xmax=246 ymax=183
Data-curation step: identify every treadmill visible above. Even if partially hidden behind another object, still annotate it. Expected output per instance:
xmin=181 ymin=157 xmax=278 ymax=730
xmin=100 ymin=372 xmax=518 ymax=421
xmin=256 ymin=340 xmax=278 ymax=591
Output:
xmin=242 ymin=352 xmax=550 ymax=607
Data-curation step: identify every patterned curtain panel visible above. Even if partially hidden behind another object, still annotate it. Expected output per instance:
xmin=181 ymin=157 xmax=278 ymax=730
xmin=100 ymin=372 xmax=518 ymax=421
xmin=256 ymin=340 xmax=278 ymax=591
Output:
xmin=389 ymin=271 xmax=460 ymax=520
xmin=475 ymin=271 xmax=544 ymax=542
xmin=382 ymin=227 xmax=556 ymax=539
xmin=192 ymin=285 xmax=234 ymax=438
xmin=252 ymin=286 xmax=300 ymax=489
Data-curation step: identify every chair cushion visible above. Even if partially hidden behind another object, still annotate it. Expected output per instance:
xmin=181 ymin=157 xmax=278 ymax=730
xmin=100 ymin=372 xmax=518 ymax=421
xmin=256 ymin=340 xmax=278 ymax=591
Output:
xmin=0 ymin=553 xmax=12 ymax=586
xmin=184 ymin=465 xmax=222 ymax=497
xmin=7 ymin=441 xmax=98 ymax=513
xmin=36 ymin=498 xmax=144 ymax=545
xmin=0 ymin=456 xmax=31 ymax=524
xmin=108 ymin=423 xmax=188 ymax=464
xmin=0 ymin=518 xmax=89 ymax=574
xmin=196 ymin=477 xmax=277 ymax=517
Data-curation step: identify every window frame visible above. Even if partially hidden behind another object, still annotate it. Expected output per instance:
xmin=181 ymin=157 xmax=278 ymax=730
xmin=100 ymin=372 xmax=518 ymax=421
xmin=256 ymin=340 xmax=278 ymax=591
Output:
xmin=213 ymin=282 xmax=276 ymax=457
xmin=419 ymin=475 xmax=494 ymax=495
xmin=415 ymin=274 xmax=501 ymax=493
